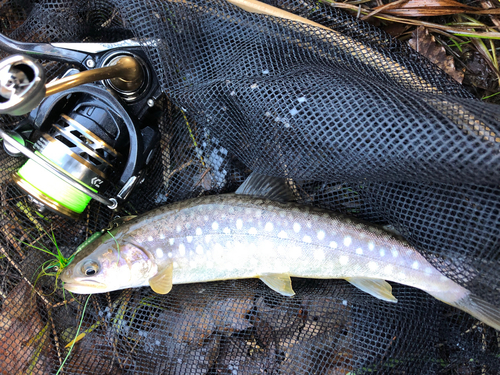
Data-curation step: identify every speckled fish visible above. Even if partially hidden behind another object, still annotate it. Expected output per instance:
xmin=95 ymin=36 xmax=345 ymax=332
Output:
xmin=60 ymin=174 xmax=500 ymax=330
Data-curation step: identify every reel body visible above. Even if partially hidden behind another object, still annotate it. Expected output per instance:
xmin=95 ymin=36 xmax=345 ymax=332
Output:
xmin=0 ymin=38 xmax=162 ymax=219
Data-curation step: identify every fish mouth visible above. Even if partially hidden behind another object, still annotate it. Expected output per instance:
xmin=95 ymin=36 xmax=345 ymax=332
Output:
xmin=62 ymin=280 xmax=107 ymax=293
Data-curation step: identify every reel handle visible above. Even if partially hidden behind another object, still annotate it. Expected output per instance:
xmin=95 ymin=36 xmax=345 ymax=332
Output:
xmin=0 ymin=54 xmax=143 ymax=116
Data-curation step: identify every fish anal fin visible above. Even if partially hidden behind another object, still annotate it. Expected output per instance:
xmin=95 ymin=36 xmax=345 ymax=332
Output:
xmin=149 ymin=263 xmax=173 ymax=294
xmin=259 ymin=273 xmax=295 ymax=296
xmin=236 ymin=172 xmax=295 ymax=202
xmin=345 ymin=277 xmax=397 ymax=303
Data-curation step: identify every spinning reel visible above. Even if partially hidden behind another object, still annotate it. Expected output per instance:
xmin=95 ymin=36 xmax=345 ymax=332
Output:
xmin=0 ymin=35 xmax=162 ymax=219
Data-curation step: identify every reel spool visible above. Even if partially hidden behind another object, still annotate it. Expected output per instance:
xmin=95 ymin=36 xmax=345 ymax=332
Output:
xmin=0 ymin=43 xmax=161 ymax=220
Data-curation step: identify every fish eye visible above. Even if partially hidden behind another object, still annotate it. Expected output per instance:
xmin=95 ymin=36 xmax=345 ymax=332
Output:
xmin=81 ymin=261 xmax=99 ymax=276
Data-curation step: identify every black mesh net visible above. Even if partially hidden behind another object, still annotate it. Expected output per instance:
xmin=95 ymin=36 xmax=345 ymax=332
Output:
xmin=1 ymin=0 xmax=500 ymax=373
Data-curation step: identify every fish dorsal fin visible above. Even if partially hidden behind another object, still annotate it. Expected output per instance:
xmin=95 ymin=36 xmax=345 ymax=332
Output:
xmin=235 ymin=172 xmax=295 ymax=202
xmin=149 ymin=263 xmax=174 ymax=294
xmin=259 ymin=273 xmax=295 ymax=296
xmin=345 ymin=278 xmax=397 ymax=303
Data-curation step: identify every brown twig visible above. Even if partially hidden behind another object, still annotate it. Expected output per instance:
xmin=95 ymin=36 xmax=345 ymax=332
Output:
xmin=47 ymin=308 xmax=64 ymax=367
xmin=361 ymin=0 xmax=408 ymax=20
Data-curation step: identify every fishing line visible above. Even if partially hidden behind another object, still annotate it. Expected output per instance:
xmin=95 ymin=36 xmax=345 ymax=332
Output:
xmin=17 ymin=154 xmax=96 ymax=215
xmin=107 ymin=230 xmax=121 ymax=264
xmin=56 ymin=294 xmax=92 ymax=375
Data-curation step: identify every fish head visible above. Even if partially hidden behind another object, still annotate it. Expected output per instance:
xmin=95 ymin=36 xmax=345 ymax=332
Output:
xmin=60 ymin=237 xmax=158 ymax=294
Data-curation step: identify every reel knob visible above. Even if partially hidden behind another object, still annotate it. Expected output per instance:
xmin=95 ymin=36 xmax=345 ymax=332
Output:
xmin=0 ymin=55 xmax=45 ymax=116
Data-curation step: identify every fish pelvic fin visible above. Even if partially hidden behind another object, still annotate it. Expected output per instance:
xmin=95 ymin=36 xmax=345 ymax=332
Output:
xmin=345 ymin=278 xmax=398 ymax=303
xmin=449 ymin=292 xmax=500 ymax=331
xmin=149 ymin=263 xmax=173 ymax=294
xmin=259 ymin=273 xmax=295 ymax=296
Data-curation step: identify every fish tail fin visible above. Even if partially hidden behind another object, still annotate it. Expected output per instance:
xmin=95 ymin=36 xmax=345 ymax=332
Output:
xmin=451 ymin=293 xmax=500 ymax=331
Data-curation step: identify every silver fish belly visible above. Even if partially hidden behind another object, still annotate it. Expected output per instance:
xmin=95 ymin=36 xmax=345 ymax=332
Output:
xmin=61 ymin=194 xmax=500 ymax=330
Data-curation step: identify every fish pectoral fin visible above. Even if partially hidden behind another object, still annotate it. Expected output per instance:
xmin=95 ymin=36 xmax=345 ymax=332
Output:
xmin=345 ymin=278 xmax=398 ymax=303
xmin=259 ymin=273 xmax=295 ymax=296
xmin=148 ymin=263 xmax=174 ymax=294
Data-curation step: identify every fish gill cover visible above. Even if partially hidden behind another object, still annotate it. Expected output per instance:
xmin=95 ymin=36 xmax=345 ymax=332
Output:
xmin=0 ymin=0 xmax=499 ymax=373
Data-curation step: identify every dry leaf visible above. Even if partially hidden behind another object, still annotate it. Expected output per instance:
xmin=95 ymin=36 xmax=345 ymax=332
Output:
xmin=375 ymin=0 xmax=492 ymax=17
xmin=0 ymin=281 xmax=54 ymax=375
xmin=408 ymin=26 xmax=464 ymax=83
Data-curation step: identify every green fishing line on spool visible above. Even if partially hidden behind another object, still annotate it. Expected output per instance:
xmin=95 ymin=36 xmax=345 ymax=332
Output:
xmin=17 ymin=152 xmax=97 ymax=214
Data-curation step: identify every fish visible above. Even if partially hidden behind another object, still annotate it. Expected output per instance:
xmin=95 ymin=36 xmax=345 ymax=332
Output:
xmin=60 ymin=173 xmax=500 ymax=330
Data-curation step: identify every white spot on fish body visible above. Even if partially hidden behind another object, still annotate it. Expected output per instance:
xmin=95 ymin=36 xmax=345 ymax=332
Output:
xmin=339 ymin=255 xmax=349 ymax=265
xmin=156 ymin=248 xmax=164 ymax=258
xmin=379 ymin=248 xmax=385 ymax=257
xmin=290 ymin=107 xmax=299 ymax=116
xmin=356 ymin=248 xmax=363 ymax=255
xmin=314 ymin=249 xmax=325 ymax=261
xmin=212 ymin=222 xmax=219 ymax=230
xmin=236 ymin=219 xmax=243 ymax=230
xmin=297 ymin=96 xmax=306 ymax=103
xmin=168 ymin=252 xmax=173 ymax=258
xmin=368 ymin=261 xmax=379 ymax=271
xmin=317 ymin=230 xmax=325 ymax=240
xmin=196 ymin=228 xmax=203 ymax=236
xmin=265 ymin=222 xmax=274 ymax=232
xmin=187 ymin=236 xmax=193 ymax=243
xmin=169 ymin=238 xmax=175 ymax=245
xmin=411 ymin=261 xmax=420 ymax=270
xmin=148 ymin=236 xmax=153 ymax=242
xmin=342 ymin=300 xmax=348 ymax=306
xmin=343 ymin=236 xmax=352 ymax=247
xmin=329 ymin=241 xmax=338 ymax=249
xmin=160 ymin=233 xmax=166 ymax=240
xmin=278 ymin=231 xmax=288 ymax=239
xmin=293 ymin=223 xmax=301 ymax=233
xmin=249 ymin=227 xmax=258 ymax=235
xmin=391 ymin=247 xmax=399 ymax=258
xmin=179 ymin=244 xmax=186 ymax=256
xmin=173 ymin=262 xmax=179 ymax=268
xmin=196 ymin=245 xmax=204 ymax=254
xmin=425 ymin=267 xmax=433 ymax=275
xmin=303 ymin=235 xmax=312 ymax=243
xmin=223 ymin=227 xmax=231 ymax=235
xmin=368 ymin=242 xmax=375 ymax=251
xmin=176 ymin=225 xmax=181 ymax=233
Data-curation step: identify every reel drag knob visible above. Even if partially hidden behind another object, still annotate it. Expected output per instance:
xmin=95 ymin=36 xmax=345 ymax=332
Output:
xmin=0 ymin=55 xmax=45 ymax=116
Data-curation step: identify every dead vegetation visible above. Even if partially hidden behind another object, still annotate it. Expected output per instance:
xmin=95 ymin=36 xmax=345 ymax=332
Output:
xmin=321 ymin=0 xmax=500 ymax=102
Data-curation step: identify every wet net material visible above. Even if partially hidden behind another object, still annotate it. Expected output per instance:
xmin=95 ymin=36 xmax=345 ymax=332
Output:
xmin=0 ymin=0 xmax=500 ymax=373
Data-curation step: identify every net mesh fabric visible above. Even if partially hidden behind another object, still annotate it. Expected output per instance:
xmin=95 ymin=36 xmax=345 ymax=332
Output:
xmin=0 ymin=0 xmax=499 ymax=373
